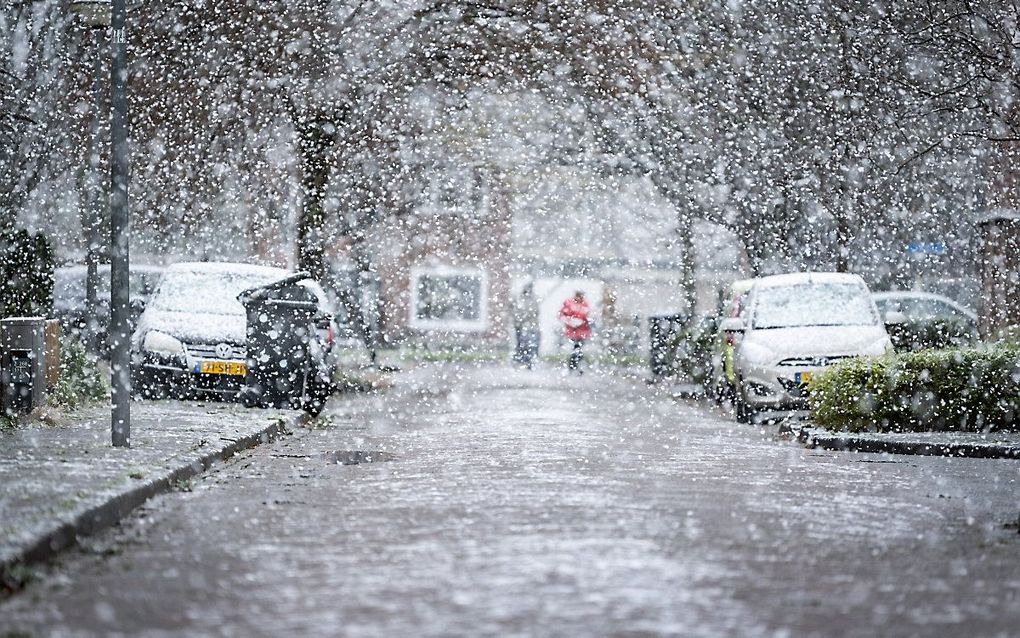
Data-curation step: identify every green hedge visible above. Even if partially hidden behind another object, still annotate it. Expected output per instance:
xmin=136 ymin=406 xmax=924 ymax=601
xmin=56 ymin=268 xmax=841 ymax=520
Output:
xmin=808 ymin=345 xmax=1020 ymax=432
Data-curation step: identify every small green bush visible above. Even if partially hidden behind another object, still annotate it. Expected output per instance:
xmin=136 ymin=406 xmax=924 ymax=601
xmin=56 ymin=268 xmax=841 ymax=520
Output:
xmin=663 ymin=319 xmax=717 ymax=383
xmin=808 ymin=345 xmax=1020 ymax=433
xmin=0 ymin=412 xmax=16 ymax=431
xmin=48 ymin=335 xmax=107 ymax=409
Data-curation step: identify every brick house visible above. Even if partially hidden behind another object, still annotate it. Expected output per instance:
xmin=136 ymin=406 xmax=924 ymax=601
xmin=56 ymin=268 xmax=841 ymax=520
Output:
xmin=349 ymin=166 xmax=512 ymax=348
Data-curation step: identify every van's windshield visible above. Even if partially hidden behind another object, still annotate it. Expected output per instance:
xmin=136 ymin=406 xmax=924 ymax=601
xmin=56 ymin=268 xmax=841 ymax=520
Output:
xmin=752 ymin=283 xmax=878 ymax=329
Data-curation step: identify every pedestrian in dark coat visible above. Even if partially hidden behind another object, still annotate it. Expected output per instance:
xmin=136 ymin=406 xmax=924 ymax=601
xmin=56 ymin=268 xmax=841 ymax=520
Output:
xmin=512 ymin=282 xmax=540 ymax=368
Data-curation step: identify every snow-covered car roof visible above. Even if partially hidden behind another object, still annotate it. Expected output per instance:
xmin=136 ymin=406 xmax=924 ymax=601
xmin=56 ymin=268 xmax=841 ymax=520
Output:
xmin=874 ymin=290 xmax=957 ymax=302
xmin=752 ymin=272 xmax=867 ymax=290
xmin=160 ymin=263 xmax=334 ymax=313
xmin=163 ymin=261 xmax=289 ymax=278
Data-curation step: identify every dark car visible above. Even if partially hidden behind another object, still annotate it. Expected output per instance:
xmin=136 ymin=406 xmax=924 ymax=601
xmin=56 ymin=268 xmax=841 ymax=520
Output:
xmin=53 ymin=264 xmax=163 ymax=349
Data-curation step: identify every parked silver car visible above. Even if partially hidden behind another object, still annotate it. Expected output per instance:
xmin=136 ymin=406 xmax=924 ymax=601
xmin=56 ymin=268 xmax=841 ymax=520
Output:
xmin=723 ymin=272 xmax=893 ymax=422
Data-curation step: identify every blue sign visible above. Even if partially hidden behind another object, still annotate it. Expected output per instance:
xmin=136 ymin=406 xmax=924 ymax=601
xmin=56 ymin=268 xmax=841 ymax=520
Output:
xmin=906 ymin=242 xmax=947 ymax=255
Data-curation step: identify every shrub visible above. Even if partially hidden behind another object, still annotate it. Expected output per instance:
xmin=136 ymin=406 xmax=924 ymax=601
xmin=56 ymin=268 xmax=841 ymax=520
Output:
xmin=808 ymin=345 xmax=1020 ymax=433
xmin=48 ymin=335 xmax=107 ymax=409
xmin=663 ymin=318 xmax=717 ymax=383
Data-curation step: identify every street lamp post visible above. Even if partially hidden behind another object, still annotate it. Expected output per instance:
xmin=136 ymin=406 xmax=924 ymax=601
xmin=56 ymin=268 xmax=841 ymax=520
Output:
xmin=69 ymin=0 xmax=110 ymax=357
xmin=71 ymin=0 xmax=130 ymax=448
xmin=109 ymin=0 xmax=130 ymax=448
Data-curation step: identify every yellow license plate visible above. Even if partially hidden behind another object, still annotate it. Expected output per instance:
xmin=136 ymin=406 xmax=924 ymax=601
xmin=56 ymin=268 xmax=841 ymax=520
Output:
xmin=795 ymin=371 xmax=812 ymax=386
xmin=198 ymin=360 xmax=246 ymax=376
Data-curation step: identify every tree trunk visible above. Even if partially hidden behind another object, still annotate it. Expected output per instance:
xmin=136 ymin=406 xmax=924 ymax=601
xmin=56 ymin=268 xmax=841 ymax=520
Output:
xmin=675 ymin=213 xmax=697 ymax=320
xmin=292 ymin=111 xmax=386 ymax=362
xmin=296 ymin=120 xmax=334 ymax=281
xmin=740 ymin=235 xmax=765 ymax=278
xmin=834 ymin=202 xmax=851 ymax=273
xmin=646 ymin=173 xmax=698 ymax=321
xmin=357 ymin=237 xmax=384 ymax=363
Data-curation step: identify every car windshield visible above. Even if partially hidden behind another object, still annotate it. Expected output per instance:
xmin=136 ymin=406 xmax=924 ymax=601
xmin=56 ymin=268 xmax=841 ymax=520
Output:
xmin=150 ymin=270 xmax=283 ymax=315
xmin=752 ymin=283 xmax=877 ymax=329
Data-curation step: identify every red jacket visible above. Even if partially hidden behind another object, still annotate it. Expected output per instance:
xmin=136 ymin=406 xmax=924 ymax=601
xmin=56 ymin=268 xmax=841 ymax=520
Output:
xmin=558 ymin=298 xmax=592 ymax=341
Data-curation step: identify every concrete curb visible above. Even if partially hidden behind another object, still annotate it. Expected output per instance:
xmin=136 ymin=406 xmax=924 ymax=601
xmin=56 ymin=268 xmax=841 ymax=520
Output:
xmin=1 ymin=417 xmax=292 ymax=590
xmin=797 ymin=426 xmax=1020 ymax=460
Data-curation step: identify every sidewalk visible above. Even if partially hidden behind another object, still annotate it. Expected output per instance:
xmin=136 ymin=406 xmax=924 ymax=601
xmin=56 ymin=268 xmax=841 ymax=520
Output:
xmin=1 ymin=400 xmax=294 ymax=589
xmin=797 ymin=425 xmax=1020 ymax=460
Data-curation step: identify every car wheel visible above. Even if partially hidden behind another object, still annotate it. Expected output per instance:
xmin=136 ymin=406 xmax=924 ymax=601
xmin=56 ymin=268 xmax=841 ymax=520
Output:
xmin=133 ymin=368 xmax=166 ymax=400
xmin=735 ymin=382 xmax=753 ymax=423
xmin=714 ymin=381 xmax=731 ymax=406
xmin=301 ymin=369 xmax=333 ymax=416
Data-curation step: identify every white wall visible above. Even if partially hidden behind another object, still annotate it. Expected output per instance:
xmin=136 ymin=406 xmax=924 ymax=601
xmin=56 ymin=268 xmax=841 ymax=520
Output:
xmin=531 ymin=278 xmax=604 ymax=355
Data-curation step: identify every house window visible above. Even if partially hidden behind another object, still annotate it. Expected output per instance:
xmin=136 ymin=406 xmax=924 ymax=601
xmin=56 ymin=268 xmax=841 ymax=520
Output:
xmin=410 ymin=267 xmax=488 ymax=331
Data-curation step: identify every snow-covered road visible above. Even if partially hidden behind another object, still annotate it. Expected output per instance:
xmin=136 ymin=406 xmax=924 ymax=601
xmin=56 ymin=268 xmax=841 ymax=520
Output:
xmin=3 ymin=363 xmax=1018 ymax=636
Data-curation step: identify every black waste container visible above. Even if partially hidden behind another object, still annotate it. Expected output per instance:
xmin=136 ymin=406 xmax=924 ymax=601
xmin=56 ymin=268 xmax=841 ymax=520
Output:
xmin=1 ymin=317 xmax=46 ymax=415
xmin=648 ymin=313 xmax=686 ymax=377
xmin=237 ymin=273 xmax=331 ymax=415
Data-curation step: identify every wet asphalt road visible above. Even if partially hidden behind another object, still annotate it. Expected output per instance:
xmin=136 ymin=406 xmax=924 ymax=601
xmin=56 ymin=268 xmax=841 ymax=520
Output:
xmin=2 ymin=363 xmax=1019 ymax=637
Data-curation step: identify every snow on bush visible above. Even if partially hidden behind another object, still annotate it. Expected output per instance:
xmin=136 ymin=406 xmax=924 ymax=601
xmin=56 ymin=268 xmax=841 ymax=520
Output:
xmin=808 ymin=346 xmax=1020 ymax=433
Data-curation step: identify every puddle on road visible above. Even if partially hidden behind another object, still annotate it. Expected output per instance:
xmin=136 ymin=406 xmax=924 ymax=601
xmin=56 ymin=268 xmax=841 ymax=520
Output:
xmin=328 ymin=450 xmax=396 ymax=465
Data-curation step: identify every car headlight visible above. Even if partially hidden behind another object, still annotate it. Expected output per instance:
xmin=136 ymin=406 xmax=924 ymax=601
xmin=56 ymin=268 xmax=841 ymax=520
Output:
xmin=739 ymin=339 xmax=775 ymax=366
xmin=866 ymin=335 xmax=895 ymax=356
xmin=143 ymin=330 xmax=185 ymax=356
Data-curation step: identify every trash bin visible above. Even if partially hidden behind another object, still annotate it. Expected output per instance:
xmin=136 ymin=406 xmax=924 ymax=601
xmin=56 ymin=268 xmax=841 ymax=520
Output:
xmin=237 ymin=273 xmax=332 ymax=415
xmin=1 ymin=317 xmax=47 ymax=415
xmin=648 ymin=313 xmax=686 ymax=377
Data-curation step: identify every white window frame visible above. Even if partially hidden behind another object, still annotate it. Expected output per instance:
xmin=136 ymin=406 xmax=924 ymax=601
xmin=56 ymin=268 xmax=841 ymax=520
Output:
xmin=409 ymin=266 xmax=489 ymax=332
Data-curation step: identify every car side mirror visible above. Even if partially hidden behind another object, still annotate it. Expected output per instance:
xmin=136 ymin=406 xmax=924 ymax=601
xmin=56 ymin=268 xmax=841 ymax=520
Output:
xmin=720 ymin=317 xmax=746 ymax=333
xmin=883 ymin=310 xmax=908 ymax=327
xmin=130 ymin=297 xmax=146 ymax=314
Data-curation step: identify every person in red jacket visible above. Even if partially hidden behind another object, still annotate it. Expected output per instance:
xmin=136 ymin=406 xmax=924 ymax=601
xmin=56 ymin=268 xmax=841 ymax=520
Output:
xmin=558 ymin=290 xmax=592 ymax=374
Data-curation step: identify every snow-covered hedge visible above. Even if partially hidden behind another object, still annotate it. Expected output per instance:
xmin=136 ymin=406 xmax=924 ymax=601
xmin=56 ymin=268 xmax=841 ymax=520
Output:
xmin=808 ymin=346 xmax=1020 ymax=433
